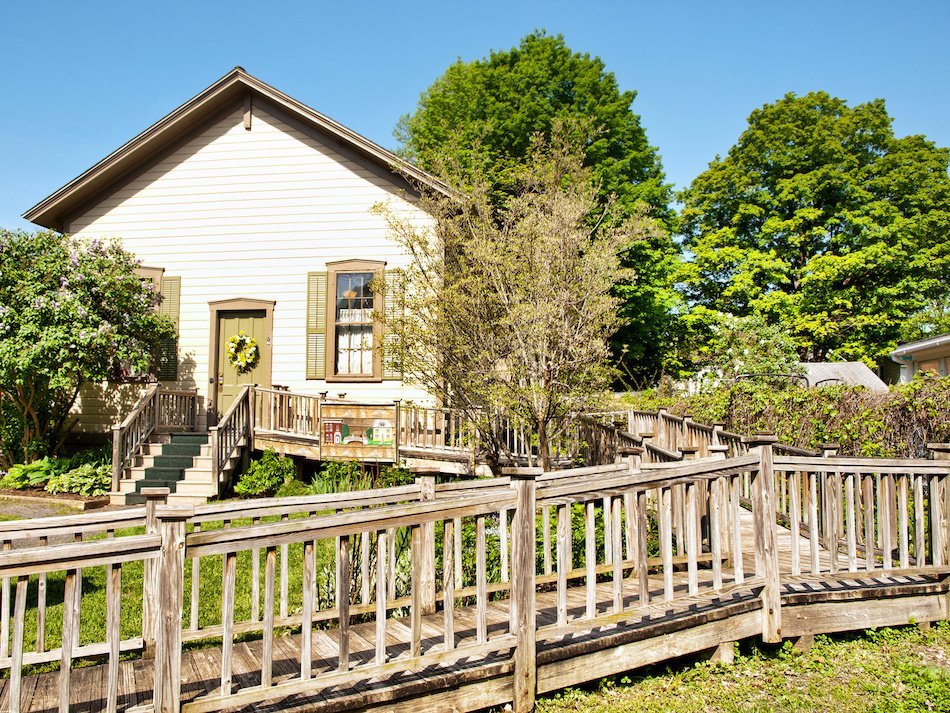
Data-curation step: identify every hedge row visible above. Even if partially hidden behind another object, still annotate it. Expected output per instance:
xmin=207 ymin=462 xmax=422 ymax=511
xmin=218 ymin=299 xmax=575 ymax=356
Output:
xmin=618 ymin=373 xmax=950 ymax=458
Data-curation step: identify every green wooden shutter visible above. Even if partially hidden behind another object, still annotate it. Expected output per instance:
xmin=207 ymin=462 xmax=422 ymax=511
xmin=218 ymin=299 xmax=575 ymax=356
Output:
xmin=157 ymin=276 xmax=180 ymax=381
xmin=306 ymin=272 xmax=328 ymax=379
xmin=382 ymin=268 xmax=404 ymax=380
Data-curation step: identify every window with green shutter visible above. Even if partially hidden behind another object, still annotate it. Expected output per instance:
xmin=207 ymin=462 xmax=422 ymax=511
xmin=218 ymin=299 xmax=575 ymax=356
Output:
xmin=306 ymin=271 xmax=328 ymax=379
xmin=156 ymin=276 xmax=180 ymax=381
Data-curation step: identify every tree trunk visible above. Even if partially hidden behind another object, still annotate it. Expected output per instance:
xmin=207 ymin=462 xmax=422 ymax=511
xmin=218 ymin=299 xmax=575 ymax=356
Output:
xmin=537 ymin=419 xmax=551 ymax=472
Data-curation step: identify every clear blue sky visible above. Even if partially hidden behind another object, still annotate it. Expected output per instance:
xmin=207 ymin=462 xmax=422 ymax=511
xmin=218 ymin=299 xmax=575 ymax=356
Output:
xmin=3 ymin=0 xmax=948 ymax=230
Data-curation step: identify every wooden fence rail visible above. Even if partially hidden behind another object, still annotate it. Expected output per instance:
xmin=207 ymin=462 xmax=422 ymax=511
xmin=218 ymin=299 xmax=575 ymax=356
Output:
xmin=6 ymin=441 xmax=949 ymax=712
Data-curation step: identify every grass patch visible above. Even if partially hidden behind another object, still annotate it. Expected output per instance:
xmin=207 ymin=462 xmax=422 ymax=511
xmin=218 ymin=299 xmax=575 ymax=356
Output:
xmin=537 ymin=622 xmax=950 ymax=712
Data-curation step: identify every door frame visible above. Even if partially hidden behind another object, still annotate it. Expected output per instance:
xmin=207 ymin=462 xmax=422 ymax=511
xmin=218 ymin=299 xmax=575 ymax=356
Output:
xmin=208 ymin=297 xmax=275 ymax=424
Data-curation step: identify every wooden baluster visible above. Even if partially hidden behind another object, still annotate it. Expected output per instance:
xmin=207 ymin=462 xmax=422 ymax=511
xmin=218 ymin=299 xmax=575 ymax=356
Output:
xmin=710 ymin=477 xmax=723 ymax=590
xmin=931 ymin=474 xmax=945 ymax=567
xmin=1 ymin=539 xmax=11 ymax=660
xmin=500 ymin=508 xmax=509 ymax=583
xmin=106 ymin=562 xmax=121 ymax=713
xmin=611 ymin=496 xmax=623 ymax=612
xmin=58 ymin=569 xmax=78 ymax=712
xmin=686 ymin=481 xmax=699 ymax=595
xmin=674 ymin=484 xmax=685 ymax=557
xmin=443 ymin=519 xmax=455 ymax=652
xmin=376 ymin=530 xmax=387 ymax=664
xmin=220 ymin=550 xmax=236 ymax=696
xmin=914 ymin=474 xmax=926 ymax=566
xmin=37 ymin=536 xmax=47 ymax=654
xmin=789 ymin=472 xmax=801 ymax=576
xmin=557 ymin=504 xmax=569 ymax=625
xmin=828 ymin=473 xmax=840 ymax=573
xmin=542 ymin=505 xmax=552 ymax=576
xmin=864 ymin=475 xmax=875 ymax=571
xmin=881 ymin=474 xmax=893 ymax=570
xmin=9 ymin=575 xmax=28 ymax=713
xmin=361 ymin=530 xmax=371 ymax=606
xmin=251 ymin=517 xmax=261 ymax=623
xmin=280 ymin=514 xmax=290 ymax=619
xmin=387 ymin=527 xmax=397 ymax=600
xmin=262 ymin=545 xmax=276 ymax=687
xmin=476 ymin=514 xmax=488 ymax=642
xmin=585 ymin=500 xmax=596 ymax=619
xmin=301 ymin=538 xmax=314 ymax=680
xmin=410 ymin=526 xmax=422 ymax=657
xmin=624 ymin=492 xmax=635 ymax=563
xmin=338 ymin=535 xmax=351 ymax=669
xmin=637 ymin=489 xmax=650 ymax=605
xmin=731 ymin=476 xmax=744 ymax=584
xmin=453 ymin=516 xmax=463 ymax=589
xmin=660 ymin=487 xmax=674 ymax=601
xmin=809 ymin=473 xmax=820 ymax=574
xmin=190 ymin=523 xmax=201 ymax=631
xmin=898 ymin=474 xmax=910 ymax=569
xmin=603 ymin=496 xmax=613 ymax=565
xmin=846 ymin=473 xmax=858 ymax=572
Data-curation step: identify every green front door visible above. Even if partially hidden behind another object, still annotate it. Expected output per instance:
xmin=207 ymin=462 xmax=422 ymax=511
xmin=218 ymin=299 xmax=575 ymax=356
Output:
xmin=216 ymin=310 xmax=270 ymax=417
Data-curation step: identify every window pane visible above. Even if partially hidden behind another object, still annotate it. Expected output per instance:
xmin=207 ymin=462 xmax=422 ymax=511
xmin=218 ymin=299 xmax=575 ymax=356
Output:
xmin=335 ymin=325 xmax=373 ymax=375
xmin=336 ymin=272 xmax=374 ymax=324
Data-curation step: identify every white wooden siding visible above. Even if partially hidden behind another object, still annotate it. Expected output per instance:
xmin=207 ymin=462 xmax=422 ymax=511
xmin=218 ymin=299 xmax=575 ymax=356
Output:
xmin=69 ymin=100 xmax=432 ymax=432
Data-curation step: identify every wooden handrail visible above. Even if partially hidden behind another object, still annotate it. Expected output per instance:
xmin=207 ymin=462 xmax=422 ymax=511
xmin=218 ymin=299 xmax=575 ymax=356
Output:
xmin=209 ymin=385 xmax=251 ymax=494
xmin=111 ymin=385 xmax=199 ymax=491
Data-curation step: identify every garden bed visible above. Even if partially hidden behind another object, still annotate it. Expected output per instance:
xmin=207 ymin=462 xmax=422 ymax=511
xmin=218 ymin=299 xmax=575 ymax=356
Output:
xmin=0 ymin=488 xmax=110 ymax=510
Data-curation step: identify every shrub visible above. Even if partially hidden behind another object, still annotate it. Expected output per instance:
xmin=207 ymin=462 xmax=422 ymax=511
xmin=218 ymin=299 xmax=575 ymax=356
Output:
xmin=311 ymin=460 xmax=372 ymax=495
xmin=275 ymin=479 xmax=313 ymax=498
xmin=234 ymin=449 xmax=296 ymax=498
xmin=45 ymin=463 xmax=111 ymax=496
xmin=619 ymin=372 xmax=950 ymax=458
xmin=0 ymin=456 xmax=70 ymax=489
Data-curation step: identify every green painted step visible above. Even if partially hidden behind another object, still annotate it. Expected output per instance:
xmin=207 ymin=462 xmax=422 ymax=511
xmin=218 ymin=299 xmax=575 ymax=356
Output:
xmin=161 ymin=443 xmax=203 ymax=457
xmin=170 ymin=433 xmax=209 ymax=446
xmin=150 ymin=455 xmax=195 ymax=470
xmin=143 ymin=466 xmax=186 ymax=481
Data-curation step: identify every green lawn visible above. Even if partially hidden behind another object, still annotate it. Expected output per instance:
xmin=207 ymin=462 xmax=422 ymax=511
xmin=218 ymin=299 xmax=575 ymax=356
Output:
xmin=537 ymin=622 xmax=950 ymax=713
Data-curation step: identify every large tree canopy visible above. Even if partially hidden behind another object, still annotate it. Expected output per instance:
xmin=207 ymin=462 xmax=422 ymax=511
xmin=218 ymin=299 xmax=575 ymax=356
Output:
xmin=396 ymin=31 xmax=680 ymax=384
xmin=678 ymin=91 xmax=950 ymax=366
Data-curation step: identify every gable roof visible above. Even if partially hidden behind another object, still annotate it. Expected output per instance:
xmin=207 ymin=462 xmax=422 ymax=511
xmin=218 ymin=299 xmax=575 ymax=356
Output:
xmin=24 ymin=67 xmax=446 ymax=231
xmin=890 ymin=332 xmax=950 ymax=360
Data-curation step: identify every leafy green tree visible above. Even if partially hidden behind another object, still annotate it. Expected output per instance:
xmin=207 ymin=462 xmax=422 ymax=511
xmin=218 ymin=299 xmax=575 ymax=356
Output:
xmin=397 ymin=31 xmax=679 ymax=383
xmin=0 ymin=230 xmax=174 ymax=463
xmin=678 ymin=91 xmax=950 ymax=366
xmin=378 ymin=130 xmax=659 ymax=469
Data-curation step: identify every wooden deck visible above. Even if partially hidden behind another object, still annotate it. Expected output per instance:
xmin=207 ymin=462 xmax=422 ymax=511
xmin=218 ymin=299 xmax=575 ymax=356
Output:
xmin=3 ymin=504 xmax=947 ymax=713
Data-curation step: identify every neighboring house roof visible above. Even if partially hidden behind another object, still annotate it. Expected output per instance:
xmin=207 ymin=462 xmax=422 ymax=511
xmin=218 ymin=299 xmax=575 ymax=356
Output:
xmin=889 ymin=332 xmax=950 ymax=360
xmin=23 ymin=67 xmax=448 ymax=231
xmin=798 ymin=362 xmax=888 ymax=392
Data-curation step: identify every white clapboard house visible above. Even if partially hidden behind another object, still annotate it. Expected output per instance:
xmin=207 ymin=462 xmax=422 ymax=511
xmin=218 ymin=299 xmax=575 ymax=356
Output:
xmin=24 ymin=67 xmax=438 ymax=439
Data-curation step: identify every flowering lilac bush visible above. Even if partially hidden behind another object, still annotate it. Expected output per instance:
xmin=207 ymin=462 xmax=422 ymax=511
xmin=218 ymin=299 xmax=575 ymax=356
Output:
xmin=0 ymin=229 xmax=175 ymax=463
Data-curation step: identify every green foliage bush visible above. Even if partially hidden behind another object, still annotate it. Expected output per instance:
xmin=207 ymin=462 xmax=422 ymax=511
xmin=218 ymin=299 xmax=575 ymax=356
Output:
xmin=275 ymin=479 xmax=312 ymax=498
xmin=620 ymin=373 xmax=950 ymax=457
xmin=46 ymin=463 xmax=111 ymax=496
xmin=0 ymin=456 xmax=69 ymax=489
xmin=234 ymin=449 xmax=296 ymax=498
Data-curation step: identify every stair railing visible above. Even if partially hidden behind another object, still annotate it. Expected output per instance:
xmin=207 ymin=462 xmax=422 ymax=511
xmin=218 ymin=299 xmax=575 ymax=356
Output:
xmin=209 ymin=385 xmax=251 ymax=495
xmin=111 ymin=384 xmax=160 ymax=492
xmin=111 ymin=385 xmax=200 ymax=493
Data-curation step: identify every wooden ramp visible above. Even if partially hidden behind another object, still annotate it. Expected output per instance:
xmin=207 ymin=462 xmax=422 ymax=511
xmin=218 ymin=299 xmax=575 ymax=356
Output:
xmin=5 ymin=513 xmax=948 ymax=712
xmin=0 ymin=445 xmax=948 ymax=712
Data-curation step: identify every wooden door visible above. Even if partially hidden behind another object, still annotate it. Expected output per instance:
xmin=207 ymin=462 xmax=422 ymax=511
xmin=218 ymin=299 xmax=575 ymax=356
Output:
xmin=215 ymin=310 xmax=269 ymax=417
